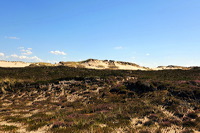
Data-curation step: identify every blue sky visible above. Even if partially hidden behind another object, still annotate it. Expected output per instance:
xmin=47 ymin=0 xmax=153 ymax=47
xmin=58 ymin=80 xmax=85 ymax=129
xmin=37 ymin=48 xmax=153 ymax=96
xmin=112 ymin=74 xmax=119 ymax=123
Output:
xmin=0 ymin=0 xmax=200 ymax=67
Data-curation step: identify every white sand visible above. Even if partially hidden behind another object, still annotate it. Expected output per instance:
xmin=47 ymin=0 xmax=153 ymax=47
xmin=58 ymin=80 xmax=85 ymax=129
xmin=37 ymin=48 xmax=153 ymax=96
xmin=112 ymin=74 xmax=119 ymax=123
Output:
xmin=0 ymin=61 xmax=31 ymax=68
xmin=0 ymin=60 xmax=192 ymax=70
xmin=81 ymin=60 xmax=149 ymax=70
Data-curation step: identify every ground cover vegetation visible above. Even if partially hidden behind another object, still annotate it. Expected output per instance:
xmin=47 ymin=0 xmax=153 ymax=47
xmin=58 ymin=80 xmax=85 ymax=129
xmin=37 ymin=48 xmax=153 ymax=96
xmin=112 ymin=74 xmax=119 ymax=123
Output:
xmin=0 ymin=66 xmax=199 ymax=132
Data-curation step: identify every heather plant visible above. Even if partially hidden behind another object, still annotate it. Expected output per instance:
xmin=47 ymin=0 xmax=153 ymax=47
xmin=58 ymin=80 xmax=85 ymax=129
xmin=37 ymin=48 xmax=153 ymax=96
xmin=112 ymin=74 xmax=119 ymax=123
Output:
xmin=0 ymin=125 xmax=18 ymax=132
xmin=0 ymin=67 xmax=200 ymax=132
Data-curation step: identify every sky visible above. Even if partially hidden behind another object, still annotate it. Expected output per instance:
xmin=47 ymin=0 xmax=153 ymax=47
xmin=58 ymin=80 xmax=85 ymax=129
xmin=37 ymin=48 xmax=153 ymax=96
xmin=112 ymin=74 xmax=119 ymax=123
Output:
xmin=0 ymin=0 xmax=200 ymax=67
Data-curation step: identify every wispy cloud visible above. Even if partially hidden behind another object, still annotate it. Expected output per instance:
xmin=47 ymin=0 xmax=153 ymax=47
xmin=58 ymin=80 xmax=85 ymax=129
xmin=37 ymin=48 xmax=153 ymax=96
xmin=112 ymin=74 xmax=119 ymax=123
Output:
xmin=5 ymin=36 xmax=20 ymax=40
xmin=1 ymin=47 xmax=42 ymax=62
xmin=50 ymin=50 xmax=67 ymax=55
xmin=18 ymin=47 xmax=24 ymax=49
xmin=114 ymin=46 xmax=123 ymax=50
xmin=19 ymin=47 xmax=33 ymax=55
xmin=10 ymin=54 xmax=42 ymax=62
xmin=0 ymin=53 xmax=5 ymax=57
xmin=146 ymin=53 xmax=150 ymax=56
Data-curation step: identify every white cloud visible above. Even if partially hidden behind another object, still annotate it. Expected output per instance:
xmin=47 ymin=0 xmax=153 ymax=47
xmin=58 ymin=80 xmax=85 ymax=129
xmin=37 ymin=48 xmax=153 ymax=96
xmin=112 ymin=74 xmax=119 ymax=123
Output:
xmin=5 ymin=36 xmax=20 ymax=40
xmin=146 ymin=53 xmax=150 ymax=56
xmin=21 ymin=50 xmax=32 ymax=55
xmin=50 ymin=50 xmax=66 ymax=55
xmin=2 ymin=48 xmax=42 ymax=62
xmin=18 ymin=47 xmax=24 ymax=49
xmin=114 ymin=46 xmax=123 ymax=50
xmin=10 ymin=54 xmax=42 ymax=62
xmin=20 ymin=47 xmax=33 ymax=55
xmin=29 ymin=56 xmax=42 ymax=61
xmin=10 ymin=54 xmax=18 ymax=58
xmin=0 ymin=53 xmax=5 ymax=57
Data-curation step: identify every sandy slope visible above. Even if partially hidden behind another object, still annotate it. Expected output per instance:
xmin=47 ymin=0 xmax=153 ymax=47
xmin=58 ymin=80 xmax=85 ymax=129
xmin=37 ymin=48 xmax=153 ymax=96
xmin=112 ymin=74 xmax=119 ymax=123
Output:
xmin=81 ymin=60 xmax=148 ymax=70
xmin=0 ymin=61 xmax=31 ymax=68
xmin=0 ymin=60 xmax=194 ymax=71
xmin=115 ymin=62 xmax=147 ymax=70
xmin=152 ymin=66 xmax=191 ymax=70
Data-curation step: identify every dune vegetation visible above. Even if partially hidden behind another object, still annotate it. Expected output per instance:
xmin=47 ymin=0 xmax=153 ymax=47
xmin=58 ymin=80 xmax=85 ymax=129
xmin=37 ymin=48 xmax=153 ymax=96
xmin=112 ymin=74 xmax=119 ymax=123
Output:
xmin=0 ymin=66 xmax=199 ymax=133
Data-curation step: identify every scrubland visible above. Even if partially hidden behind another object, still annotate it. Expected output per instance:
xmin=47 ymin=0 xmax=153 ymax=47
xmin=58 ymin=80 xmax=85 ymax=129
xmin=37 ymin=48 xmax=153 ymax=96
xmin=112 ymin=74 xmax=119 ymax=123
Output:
xmin=0 ymin=67 xmax=199 ymax=133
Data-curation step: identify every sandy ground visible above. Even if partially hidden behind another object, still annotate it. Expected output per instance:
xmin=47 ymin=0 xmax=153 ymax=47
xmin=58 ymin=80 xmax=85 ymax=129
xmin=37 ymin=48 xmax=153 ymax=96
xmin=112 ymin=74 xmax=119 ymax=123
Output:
xmin=0 ymin=60 xmax=192 ymax=71
xmin=152 ymin=66 xmax=190 ymax=71
xmin=81 ymin=60 xmax=148 ymax=70
xmin=0 ymin=61 xmax=31 ymax=68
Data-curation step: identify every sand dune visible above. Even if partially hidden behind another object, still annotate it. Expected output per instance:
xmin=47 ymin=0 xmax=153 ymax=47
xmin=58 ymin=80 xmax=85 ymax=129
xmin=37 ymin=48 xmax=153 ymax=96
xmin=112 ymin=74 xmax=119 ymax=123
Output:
xmin=0 ymin=59 xmax=195 ymax=70
xmin=0 ymin=61 xmax=31 ymax=68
